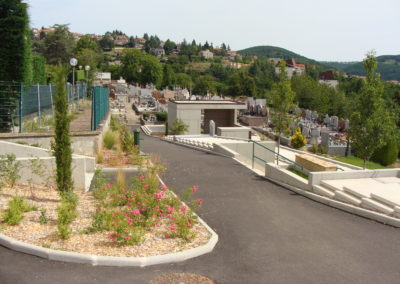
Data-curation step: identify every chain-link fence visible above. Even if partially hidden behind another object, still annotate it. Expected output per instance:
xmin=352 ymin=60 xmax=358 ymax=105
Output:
xmin=0 ymin=81 xmax=88 ymax=133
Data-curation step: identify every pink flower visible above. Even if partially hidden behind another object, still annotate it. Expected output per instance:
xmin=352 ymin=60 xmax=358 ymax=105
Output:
xmin=106 ymin=184 xmax=112 ymax=188
xmin=180 ymin=205 xmax=187 ymax=213
xmin=167 ymin=206 xmax=174 ymax=213
xmin=143 ymin=184 xmax=149 ymax=189
xmin=125 ymin=236 xmax=130 ymax=241
xmin=160 ymin=184 xmax=168 ymax=191
xmin=164 ymin=233 xmax=169 ymax=239
xmin=139 ymin=175 xmax=145 ymax=181
xmin=127 ymin=218 xmax=133 ymax=225
xmin=170 ymin=227 xmax=176 ymax=231
xmin=154 ymin=192 xmax=164 ymax=201
xmin=187 ymin=222 xmax=192 ymax=227
xmin=122 ymin=213 xmax=128 ymax=217
xmin=131 ymin=209 xmax=141 ymax=216
xmin=192 ymin=185 xmax=199 ymax=193
xmin=114 ymin=211 xmax=119 ymax=215
xmin=121 ymin=195 xmax=127 ymax=199
xmin=197 ymin=199 xmax=203 ymax=206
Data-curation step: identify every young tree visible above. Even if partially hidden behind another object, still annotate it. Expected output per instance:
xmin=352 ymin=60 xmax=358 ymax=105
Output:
xmin=270 ymin=61 xmax=295 ymax=164
xmin=161 ymin=64 xmax=176 ymax=90
xmin=348 ymin=51 xmax=397 ymax=169
xmin=53 ymin=66 xmax=73 ymax=193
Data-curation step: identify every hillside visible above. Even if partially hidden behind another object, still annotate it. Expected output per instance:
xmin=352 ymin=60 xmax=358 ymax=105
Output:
xmin=323 ymin=55 xmax=400 ymax=81
xmin=237 ymin=45 xmax=327 ymax=68
xmin=238 ymin=46 xmax=400 ymax=81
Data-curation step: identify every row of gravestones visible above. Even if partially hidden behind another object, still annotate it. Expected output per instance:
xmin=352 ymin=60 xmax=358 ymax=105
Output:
xmin=294 ymin=107 xmax=350 ymax=131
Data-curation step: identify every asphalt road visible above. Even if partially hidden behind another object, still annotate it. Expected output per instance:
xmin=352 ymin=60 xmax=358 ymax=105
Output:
xmin=1 ymin=134 xmax=400 ymax=284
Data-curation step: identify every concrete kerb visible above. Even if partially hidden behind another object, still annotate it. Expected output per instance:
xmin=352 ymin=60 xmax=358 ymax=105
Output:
xmin=0 ymin=169 xmax=219 ymax=267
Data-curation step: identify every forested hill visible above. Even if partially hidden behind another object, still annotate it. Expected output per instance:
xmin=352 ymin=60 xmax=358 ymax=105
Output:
xmin=237 ymin=46 xmax=326 ymax=68
xmin=323 ymin=55 xmax=400 ymax=81
xmin=238 ymin=46 xmax=400 ymax=81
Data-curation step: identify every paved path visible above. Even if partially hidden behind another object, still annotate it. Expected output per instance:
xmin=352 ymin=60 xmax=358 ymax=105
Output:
xmin=1 ymin=134 xmax=400 ymax=283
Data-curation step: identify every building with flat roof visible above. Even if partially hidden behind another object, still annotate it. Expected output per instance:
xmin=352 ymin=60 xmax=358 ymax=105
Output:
xmin=168 ymin=100 xmax=247 ymax=135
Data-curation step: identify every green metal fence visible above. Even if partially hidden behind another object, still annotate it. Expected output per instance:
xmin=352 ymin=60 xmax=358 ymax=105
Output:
xmin=91 ymin=86 xmax=109 ymax=131
xmin=0 ymin=81 xmax=88 ymax=133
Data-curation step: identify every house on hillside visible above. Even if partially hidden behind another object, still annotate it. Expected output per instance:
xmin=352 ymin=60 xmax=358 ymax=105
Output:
xmin=274 ymin=58 xmax=306 ymax=78
xmin=114 ymin=35 xmax=129 ymax=46
xmin=151 ymin=48 xmax=166 ymax=58
xmin=199 ymin=49 xmax=214 ymax=60
xmin=319 ymin=70 xmax=339 ymax=88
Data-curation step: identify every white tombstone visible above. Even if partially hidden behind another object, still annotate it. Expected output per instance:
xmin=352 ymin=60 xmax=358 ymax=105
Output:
xmin=209 ymin=120 xmax=216 ymax=137
xmin=323 ymin=114 xmax=330 ymax=125
xmin=302 ymin=126 xmax=310 ymax=137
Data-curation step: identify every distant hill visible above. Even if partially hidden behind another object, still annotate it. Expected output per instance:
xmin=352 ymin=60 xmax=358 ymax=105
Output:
xmin=237 ymin=45 xmax=328 ymax=68
xmin=238 ymin=46 xmax=400 ymax=81
xmin=323 ymin=55 xmax=400 ymax=81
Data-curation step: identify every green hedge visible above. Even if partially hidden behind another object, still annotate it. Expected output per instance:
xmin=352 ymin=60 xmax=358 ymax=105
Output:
xmin=371 ymin=140 xmax=399 ymax=166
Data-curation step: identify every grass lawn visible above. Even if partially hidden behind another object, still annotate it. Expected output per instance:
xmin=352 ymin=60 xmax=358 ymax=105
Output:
xmin=333 ymin=156 xmax=387 ymax=169
xmin=288 ymin=168 xmax=309 ymax=179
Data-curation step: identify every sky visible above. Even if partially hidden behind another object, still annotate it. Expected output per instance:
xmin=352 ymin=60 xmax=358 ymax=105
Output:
xmin=26 ymin=0 xmax=400 ymax=62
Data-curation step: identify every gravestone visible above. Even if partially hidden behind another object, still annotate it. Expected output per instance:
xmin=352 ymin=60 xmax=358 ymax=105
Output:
xmin=306 ymin=110 xmax=312 ymax=121
xmin=302 ymin=126 xmax=310 ymax=137
xmin=331 ymin=116 xmax=339 ymax=130
xmin=209 ymin=120 xmax=215 ymax=137
xmin=311 ymin=111 xmax=318 ymax=121
xmin=310 ymin=127 xmax=321 ymax=145
xmin=344 ymin=119 xmax=350 ymax=130
xmin=323 ymin=114 xmax=330 ymax=125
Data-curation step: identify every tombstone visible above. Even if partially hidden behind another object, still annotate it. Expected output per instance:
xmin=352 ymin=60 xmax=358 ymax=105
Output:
xmin=344 ymin=119 xmax=350 ymax=130
xmin=323 ymin=114 xmax=330 ymax=125
xmin=305 ymin=110 xmax=312 ymax=121
xmin=311 ymin=111 xmax=318 ymax=121
xmin=190 ymin=95 xmax=196 ymax=101
xmin=310 ymin=127 xmax=321 ymax=145
xmin=294 ymin=107 xmax=301 ymax=115
xmin=331 ymin=116 xmax=339 ymax=130
xmin=302 ymin=126 xmax=310 ymax=137
xmin=321 ymin=132 xmax=331 ymax=146
xmin=209 ymin=120 xmax=216 ymax=137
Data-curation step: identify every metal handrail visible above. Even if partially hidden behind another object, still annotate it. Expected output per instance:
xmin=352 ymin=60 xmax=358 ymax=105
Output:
xmin=249 ymin=140 xmax=304 ymax=171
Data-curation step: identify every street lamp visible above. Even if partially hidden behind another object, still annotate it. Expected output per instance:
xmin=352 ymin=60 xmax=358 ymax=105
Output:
xmin=85 ymin=65 xmax=90 ymax=97
xmin=70 ymin=58 xmax=78 ymax=102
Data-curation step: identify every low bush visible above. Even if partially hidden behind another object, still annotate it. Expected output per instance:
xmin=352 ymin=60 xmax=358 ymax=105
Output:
xmin=90 ymin=169 xmax=202 ymax=245
xmin=103 ymin=131 xmax=116 ymax=150
xmin=171 ymin=119 xmax=188 ymax=135
xmin=110 ymin=115 xmax=121 ymax=132
xmin=2 ymin=196 xmax=34 ymax=225
xmin=371 ymin=140 xmax=398 ymax=166
xmin=57 ymin=198 xmax=78 ymax=239
xmin=155 ymin=112 xmax=167 ymax=122
xmin=291 ymin=128 xmax=307 ymax=149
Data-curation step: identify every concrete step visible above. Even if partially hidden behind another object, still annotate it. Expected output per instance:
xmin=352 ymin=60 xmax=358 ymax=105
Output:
xmin=361 ymin=198 xmax=394 ymax=215
xmin=334 ymin=191 xmax=362 ymax=206
xmin=321 ymin=180 xmax=344 ymax=192
xmin=370 ymin=187 xmax=400 ymax=208
xmin=313 ymin=185 xmax=335 ymax=198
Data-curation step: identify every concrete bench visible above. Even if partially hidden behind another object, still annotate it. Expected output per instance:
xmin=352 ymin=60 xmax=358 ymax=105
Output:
xmin=295 ymin=154 xmax=337 ymax=172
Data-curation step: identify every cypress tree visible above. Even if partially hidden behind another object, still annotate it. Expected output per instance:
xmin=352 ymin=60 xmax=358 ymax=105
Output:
xmin=53 ymin=66 xmax=73 ymax=194
xmin=0 ymin=0 xmax=31 ymax=82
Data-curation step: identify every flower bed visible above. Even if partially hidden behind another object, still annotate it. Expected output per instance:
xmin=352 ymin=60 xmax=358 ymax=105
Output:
xmin=0 ymin=171 xmax=210 ymax=257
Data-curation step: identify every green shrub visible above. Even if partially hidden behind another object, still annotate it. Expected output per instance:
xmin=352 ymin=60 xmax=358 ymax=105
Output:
xmin=103 ymin=131 xmax=116 ymax=149
xmin=2 ymin=196 xmax=33 ymax=225
xmin=119 ymin=125 xmax=135 ymax=152
xmin=171 ymin=119 xmax=188 ymax=135
xmin=291 ymin=128 xmax=307 ymax=149
xmin=57 ymin=199 xmax=78 ymax=239
xmin=39 ymin=209 xmax=48 ymax=225
xmin=143 ymin=113 xmax=150 ymax=120
xmin=155 ymin=112 xmax=167 ymax=122
xmin=110 ymin=115 xmax=121 ymax=132
xmin=0 ymin=154 xmax=22 ymax=188
xmin=371 ymin=140 xmax=399 ymax=166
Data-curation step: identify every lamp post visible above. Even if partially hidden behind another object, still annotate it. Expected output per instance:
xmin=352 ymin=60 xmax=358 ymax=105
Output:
xmin=69 ymin=58 xmax=78 ymax=105
xmin=85 ymin=65 xmax=90 ymax=98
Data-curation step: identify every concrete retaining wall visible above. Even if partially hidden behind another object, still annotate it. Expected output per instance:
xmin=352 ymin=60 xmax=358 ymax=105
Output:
xmin=217 ymin=127 xmax=251 ymax=139
xmin=265 ymin=163 xmax=309 ymax=191
xmin=0 ymin=113 xmax=111 ymax=156
xmin=0 ymin=141 xmax=95 ymax=191
xmin=144 ymin=125 xmax=165 ymax=134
